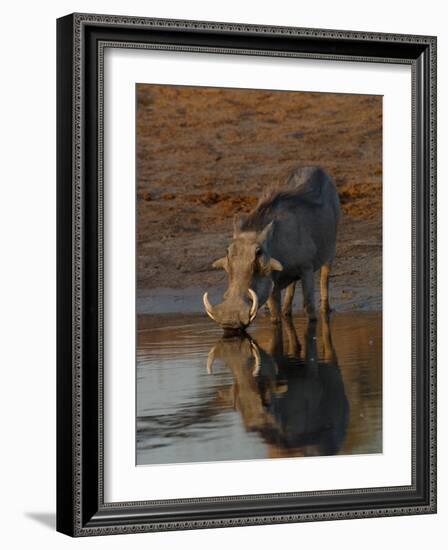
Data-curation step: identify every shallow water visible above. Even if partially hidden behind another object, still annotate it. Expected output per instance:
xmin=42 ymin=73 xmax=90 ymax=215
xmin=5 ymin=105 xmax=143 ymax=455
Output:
xmin=136 ymin=312 xmax=382 ymax=465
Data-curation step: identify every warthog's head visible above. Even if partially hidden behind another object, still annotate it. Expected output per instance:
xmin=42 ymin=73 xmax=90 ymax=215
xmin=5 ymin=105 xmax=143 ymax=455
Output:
xmin=203 ymin=217 xmax=283 ymax=333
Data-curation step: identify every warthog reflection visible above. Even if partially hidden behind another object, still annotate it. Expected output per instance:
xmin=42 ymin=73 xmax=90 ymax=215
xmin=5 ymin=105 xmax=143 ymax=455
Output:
xmin=207 ymin=314 xmax=349 ymax=457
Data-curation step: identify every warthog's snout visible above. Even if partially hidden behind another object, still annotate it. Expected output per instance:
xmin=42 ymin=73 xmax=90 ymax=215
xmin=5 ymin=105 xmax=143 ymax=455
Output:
xmin=203 ymin=289 xmax=258 ymax=332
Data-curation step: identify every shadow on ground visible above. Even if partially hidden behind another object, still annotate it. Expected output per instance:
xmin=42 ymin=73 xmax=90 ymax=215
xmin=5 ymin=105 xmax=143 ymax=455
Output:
xmin=25 ymin=512 xmax=56 ymax=530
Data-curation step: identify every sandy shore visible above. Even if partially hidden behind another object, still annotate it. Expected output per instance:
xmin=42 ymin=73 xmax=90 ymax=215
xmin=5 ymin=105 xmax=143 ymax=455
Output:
xmin=137 ymin=283 xmax=381 ymax=316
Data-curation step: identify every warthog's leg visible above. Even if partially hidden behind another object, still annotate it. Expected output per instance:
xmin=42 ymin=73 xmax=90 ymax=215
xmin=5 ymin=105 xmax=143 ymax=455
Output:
xmin=302 ymin=268 xmax=317 ymax=321
xmin=266 ymin=321 xmax=283 ymax=356
xmin=282 ymin=282 xmax=296 ymax=318
xmin=283 ymin=316 xmax=301 ymax=356
xmin=267 ymin=286 xmax=282 ymax=324
xmin=321 ymin=311 xmax=337 ymax=362
xmin=320 ymin=262 xmax=332 ymax=313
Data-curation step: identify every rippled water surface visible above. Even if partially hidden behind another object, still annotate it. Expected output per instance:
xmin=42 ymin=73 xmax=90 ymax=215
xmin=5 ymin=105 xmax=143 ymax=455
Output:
xmin=137 ymin=312 xmax=382 ymax=465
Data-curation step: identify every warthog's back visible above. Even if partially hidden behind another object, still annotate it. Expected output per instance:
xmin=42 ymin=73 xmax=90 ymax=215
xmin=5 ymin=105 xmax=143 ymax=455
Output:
xmin=286 ymin=166 xmax=340 ymax=214
xmin=242 ymin=166 xmax=340 ymax=232
xmin=241 ymin=166 xmax=340 ymax=276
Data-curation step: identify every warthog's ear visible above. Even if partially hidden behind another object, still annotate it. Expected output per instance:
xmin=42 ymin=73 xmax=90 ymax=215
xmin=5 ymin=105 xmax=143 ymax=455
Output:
xmin=233 ymin=214 xmax=246 ymax=238
xmin=258 ymin=255 xmax=283 ymax=275
xmin=257 ymin=221 xmax=274 ymax=244
xmin=269 ymin=258 xmax=283 ymax=272
xmin=212 ymin=257 xmax=229 ymax=271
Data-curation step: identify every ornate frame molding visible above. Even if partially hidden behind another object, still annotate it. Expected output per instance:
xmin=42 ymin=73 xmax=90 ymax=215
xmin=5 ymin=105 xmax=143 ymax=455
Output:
xmin=57 ymin=13 xmax=437 ymax=537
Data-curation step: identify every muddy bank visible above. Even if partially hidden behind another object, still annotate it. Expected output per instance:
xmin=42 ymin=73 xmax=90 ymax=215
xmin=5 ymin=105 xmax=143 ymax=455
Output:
xmin=137 ymin=213 xmax=382 ymax=315
xmin=136 ymin=85 xmax=382 ymax=310
xmin=137 ymin=281 xmax=381 ymax=316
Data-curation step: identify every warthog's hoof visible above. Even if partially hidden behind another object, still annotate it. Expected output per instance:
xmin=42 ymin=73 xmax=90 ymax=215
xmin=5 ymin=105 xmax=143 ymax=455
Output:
xmin=320 ymin=303 xmax=333 ymax=314
xmin=304 ymin=305 xmax=317 ymax=322
xmin=306 ymin=311 xmax=318 ymax=322
xmin=270 ymin=316 xmax=282 ymax=325
xmin=262 ymin=304 xmax=271 ymax=315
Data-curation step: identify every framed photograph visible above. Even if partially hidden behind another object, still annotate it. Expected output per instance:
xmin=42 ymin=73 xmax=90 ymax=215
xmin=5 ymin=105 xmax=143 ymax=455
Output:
xmin=56 ymin=13 xmax=437 ymax=536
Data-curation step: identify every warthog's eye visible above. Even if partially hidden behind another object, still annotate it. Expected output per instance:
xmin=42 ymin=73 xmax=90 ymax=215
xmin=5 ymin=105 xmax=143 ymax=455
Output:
xmin=255 ymin=247 xmax=262 ymax=256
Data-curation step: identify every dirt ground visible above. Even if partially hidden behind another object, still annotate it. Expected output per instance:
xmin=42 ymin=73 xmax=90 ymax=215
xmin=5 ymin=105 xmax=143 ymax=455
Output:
xmin=136 ymin=84 xmax=382 ymax=312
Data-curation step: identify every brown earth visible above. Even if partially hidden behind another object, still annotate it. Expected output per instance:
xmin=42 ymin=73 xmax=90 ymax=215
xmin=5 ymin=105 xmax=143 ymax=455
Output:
xmin=136 ymin=84 xmax=382 ymax=312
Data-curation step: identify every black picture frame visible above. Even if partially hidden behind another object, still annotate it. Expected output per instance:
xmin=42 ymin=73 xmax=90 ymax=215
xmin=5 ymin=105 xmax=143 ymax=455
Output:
xmin=57 ymin=13 xmax=437 ymax=537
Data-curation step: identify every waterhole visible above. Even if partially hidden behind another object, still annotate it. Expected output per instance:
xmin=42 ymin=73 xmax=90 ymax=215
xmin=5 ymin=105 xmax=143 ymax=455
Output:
xmin=137 ymin=312 xmax=382 ymax=465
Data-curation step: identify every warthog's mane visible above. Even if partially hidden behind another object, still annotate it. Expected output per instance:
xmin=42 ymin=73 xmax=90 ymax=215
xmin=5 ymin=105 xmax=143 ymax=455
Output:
xmin=241 ymin=166 xmax=327 ymax=232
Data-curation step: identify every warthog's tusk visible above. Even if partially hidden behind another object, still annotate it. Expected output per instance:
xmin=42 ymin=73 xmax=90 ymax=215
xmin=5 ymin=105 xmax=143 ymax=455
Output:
xmin=206 ymin=345 xmax=216 ymax=374
xmin=248 ymin=288 xmax=259 ymax=322
xmin=250 ymin=341 xmax=261 ymax=376
xmin=203 ymin=292 xmax=216 ymax=322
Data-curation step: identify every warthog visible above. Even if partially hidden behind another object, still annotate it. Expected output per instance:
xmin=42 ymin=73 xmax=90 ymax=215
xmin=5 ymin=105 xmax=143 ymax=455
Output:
xmin=203 ymin=166 xmax=340 ymax=331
